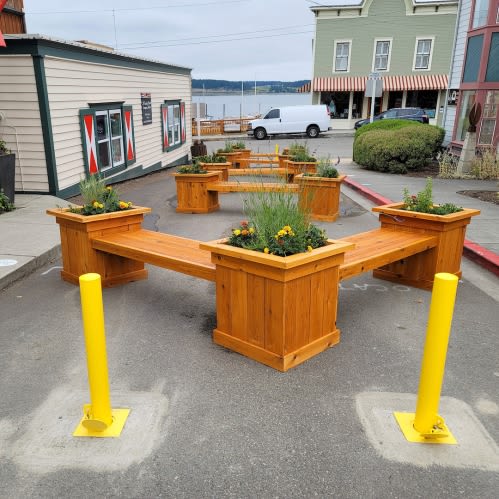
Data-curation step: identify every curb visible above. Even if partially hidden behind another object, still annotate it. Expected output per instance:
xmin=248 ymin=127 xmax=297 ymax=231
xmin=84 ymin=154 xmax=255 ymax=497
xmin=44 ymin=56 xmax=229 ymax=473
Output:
xmin=344 ymin=177 xmax=499 ymax=277
xmin=0 ymin=245 xmax=61 ymax=291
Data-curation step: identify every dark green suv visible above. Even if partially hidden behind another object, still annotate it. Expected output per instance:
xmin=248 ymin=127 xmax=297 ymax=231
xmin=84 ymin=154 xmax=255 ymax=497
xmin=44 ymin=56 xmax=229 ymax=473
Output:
xmin=354 ymin=107 xmax=429 ymax=129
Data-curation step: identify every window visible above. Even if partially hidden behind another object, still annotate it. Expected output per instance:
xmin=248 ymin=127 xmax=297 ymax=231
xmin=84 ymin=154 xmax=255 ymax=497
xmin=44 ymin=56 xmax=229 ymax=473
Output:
xmin=161 ymin=100 xmax=186 ymax=152
xmin=80 ymin=104 xmax=135 ymax=176
xmin=265 ymin=109 xmax=280 ymax=119
xmin=485 ymin=32 xmax=499 ymax=81
xmin=373 ymin=40 xmax=391 ymax=71
xmin=414 ymin=38 xmax=433 ymax=70
xmin=455 ymin=91 xmax=476 ymax=141
xmin=96 ymin=110 xmax=124 ymax=169
xmin=472 ymin=0 xmax=490 ymax=28
xmin=334 ymin=41 xmax=350 ymax=72
xmin=462 ymin=35 xmax=484 ymax=82
xmin=479 ymin=90 xmax=499 ymax=144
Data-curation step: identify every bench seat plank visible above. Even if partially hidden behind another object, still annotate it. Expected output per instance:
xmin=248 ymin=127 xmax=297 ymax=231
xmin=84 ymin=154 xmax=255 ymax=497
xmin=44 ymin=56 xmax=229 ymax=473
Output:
xmin=207 ymin=182 xmax=299 ymax=193
xmin=92 ymin=230 xmax=216 ymax=282
xmin=339 ymin=228 xmax=438 ymax=281
xmin=229 ymin=168 xmax=287 ymax=177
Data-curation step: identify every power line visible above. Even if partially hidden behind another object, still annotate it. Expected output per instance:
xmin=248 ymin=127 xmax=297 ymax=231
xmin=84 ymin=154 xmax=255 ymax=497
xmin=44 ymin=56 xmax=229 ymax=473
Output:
xmin=26 ymin=0 xmax=251 ymax=15
xmin=118 ymin=24 xmax=316 ymax=49
xmin=123 ymin=29 xmax=315 ymax=50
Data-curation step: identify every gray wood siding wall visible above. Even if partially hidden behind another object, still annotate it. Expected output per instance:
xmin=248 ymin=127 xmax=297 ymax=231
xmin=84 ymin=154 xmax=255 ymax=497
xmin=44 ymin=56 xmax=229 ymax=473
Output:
xmin=444 ymin=0 xmax=471 ymax=143
xmin=0 ymin=55 xmax=49 ymax=193
xmin=44 ymin=56 xmax=191 ymax=192
xmin=314 ymin=0 xmax=457 ymax=77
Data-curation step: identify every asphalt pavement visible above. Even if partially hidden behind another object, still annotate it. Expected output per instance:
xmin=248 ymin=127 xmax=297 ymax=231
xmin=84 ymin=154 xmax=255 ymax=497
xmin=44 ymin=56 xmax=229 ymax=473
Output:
xmin=0 ymin=134 xmax=498 ymax=497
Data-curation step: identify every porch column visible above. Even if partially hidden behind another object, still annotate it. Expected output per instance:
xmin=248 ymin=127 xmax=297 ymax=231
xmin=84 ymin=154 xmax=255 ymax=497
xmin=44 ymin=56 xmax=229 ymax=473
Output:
xmin=348 ymin=91 xmax=354 ymax=119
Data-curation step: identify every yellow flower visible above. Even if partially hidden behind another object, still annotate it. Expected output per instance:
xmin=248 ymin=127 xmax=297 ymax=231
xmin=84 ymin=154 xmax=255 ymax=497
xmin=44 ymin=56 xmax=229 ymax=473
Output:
xmin=283 ymin=225 xmax=292 ymax=232
xmin=233 ymin=229 xmax=241 ymax=236
xmin=249 ymin=227 xmax=255 ymax=234
xmin=119 ymin=201 xmax=128 ymax=209
xmin=92 ymin=201 xmax=99 ymax=208
xmin=127 ymin=202 xmax=133 ymax=207
xmin=277 ymin=229 xmax=286 ymax=237
xmin=98 ymin=203 xmax=104 ymax=209
xmin=264 ymin=247 xmax=269 ymax=254
xmin=106 ymin=186 xmax=112 ymax=191
xmin=307 ymin=245 xmax=313 ymax=252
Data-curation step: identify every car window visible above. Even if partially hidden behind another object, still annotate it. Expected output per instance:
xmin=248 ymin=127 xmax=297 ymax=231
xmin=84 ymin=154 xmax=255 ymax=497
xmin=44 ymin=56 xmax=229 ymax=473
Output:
xmin=265 ymin=109 xmax=280 ymax=119
xmin=384 ymin=110 xmax=398 ymax=118
xmin=398 ymin=109 xmax=417 ymax=116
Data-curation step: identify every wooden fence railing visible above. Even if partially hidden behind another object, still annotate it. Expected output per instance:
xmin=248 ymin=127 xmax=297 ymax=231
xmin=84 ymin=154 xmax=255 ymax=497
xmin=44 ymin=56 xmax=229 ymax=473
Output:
xmin=191 ymin=118 xmax=254 ymax=136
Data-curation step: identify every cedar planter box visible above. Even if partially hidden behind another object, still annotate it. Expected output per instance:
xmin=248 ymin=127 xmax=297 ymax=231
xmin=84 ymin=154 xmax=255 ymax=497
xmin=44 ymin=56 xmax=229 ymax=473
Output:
xmin=371 ymin=203 xmax=480 ymax=289
xmin=173 ymin=171 xmax=221 ymax=213
xmin=232 ymin=149 xmax=251 ymax=168
xmin=199 ymin=161 xmax=231 ymax=181
xmin=0 ymin=153 xmax=16 ymax=204
xmin=278 ymin=154 xmax=290 ymax=168
xmin=46 ymin=206 xmax=151 ymax=287
xmin=199 ymin=238 xmax=354 ymax=371
xmin=295 ymin=174 xmax=346 ymax=222
xmin=284 ymin=159 xmax=317 ymax=182
xmin=218 ymin=151 xmax=243 ymax=168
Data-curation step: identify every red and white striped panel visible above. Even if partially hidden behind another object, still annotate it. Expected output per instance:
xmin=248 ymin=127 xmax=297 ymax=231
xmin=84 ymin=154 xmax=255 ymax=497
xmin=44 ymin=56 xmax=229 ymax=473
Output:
xmin=312 ymin=77 xmax=367 ymax=92
xmin=180 ymin=102 xmax=186 ymax=142
xmin=162 ymin=105 xmax=169 ymax=149
xmin=124 ymin=109 xmax=135 ymax=161
xmin=83 ymin=114 xmax=98 ymax=174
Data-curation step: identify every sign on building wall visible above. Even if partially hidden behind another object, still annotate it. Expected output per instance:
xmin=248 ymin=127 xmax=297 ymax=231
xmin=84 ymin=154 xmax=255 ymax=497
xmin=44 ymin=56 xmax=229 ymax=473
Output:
xmin=141 ymin=93 xmax=152 ymax=125
xmin=447 ymin=89 xmax=460 ymax=106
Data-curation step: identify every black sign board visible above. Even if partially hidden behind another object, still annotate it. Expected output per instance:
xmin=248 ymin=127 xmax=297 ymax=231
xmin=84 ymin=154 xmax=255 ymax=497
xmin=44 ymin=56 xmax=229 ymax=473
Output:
xmin=447 ymin=89 xmax=459 ymax=106
xmin=141 ymin=93 xmax=152 ymax=125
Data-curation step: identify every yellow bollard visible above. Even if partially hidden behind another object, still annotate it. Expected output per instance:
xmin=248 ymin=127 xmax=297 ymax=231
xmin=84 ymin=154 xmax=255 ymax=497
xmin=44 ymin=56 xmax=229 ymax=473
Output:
xmin=394 ymin=272 xmax=459 ymax=444
xmin=274 ymin=144 xmax=279 ymax=162
xmin=73 ymin=273 xmax=129 ymax=437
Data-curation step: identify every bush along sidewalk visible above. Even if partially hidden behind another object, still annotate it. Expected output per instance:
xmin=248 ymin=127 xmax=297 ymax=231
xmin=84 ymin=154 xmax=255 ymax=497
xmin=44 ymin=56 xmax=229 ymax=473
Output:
xmin=353 ymin=120 xmax=444 ymax=174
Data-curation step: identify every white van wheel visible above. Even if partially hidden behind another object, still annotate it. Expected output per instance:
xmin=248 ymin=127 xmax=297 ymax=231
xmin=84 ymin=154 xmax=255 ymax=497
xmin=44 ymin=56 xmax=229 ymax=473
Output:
xmin=254 ymin=128 xmax=267 ymax=140
xmin=306 ymin=125 xmax=320 ymax=138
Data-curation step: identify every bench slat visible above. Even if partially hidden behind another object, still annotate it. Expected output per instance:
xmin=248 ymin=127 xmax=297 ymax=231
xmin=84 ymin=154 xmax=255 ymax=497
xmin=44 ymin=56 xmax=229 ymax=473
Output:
xmin=208 ymin=182 xmax=299 ymax=193
xmin=339 ymin=228 xmax=438 ymax=280
xmin=92 ymin=230 xmax=216 ymax=281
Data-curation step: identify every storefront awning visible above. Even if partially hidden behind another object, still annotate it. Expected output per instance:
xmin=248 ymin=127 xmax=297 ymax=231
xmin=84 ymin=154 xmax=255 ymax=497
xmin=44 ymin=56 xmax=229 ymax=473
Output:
xmin=312 ymin=74 xmax=448 ymax=92
xmin=297 ymin=82 xmax=311 ymax=93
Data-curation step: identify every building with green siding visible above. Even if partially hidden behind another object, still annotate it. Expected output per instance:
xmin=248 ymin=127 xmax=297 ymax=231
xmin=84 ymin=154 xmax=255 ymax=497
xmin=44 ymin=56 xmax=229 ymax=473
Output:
xmin=310 ymin=0 xmax=458 ymax=129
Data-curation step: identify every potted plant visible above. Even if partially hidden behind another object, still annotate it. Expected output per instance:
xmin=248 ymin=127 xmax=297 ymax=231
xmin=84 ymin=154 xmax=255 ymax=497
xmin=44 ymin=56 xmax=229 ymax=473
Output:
xmin=200 ymin=188 xmax=353 ymax=371
xmin=173 ymin=162 xmax=222 ymax=213
xmin=372 ymin=178 xmax=480 ymax=287
xmin=295 ymin=157 xmax=346 ymax=221
xmin=217 ymin=140 xmax=246 ymax=167
xmin=196 ymin=154 xmax=231 ymax=181
xmin=47 ymin=175 xmax=151 ymax=287
xmin=284 ymin=143 xmax=317 ymax=181
xmin=0 ymin=138 xmax=15 ymax=205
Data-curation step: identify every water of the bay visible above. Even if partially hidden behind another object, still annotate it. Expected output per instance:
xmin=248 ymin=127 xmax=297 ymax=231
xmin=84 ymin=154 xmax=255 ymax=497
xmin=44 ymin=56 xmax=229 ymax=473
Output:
xmin=192 ymin=93 xmax=311 ymax=120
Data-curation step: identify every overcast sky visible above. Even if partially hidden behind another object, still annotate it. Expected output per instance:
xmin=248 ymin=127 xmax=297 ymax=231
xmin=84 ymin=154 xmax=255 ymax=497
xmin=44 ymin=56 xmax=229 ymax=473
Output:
xmin=23 ymin=0 xmax=317 ymax=81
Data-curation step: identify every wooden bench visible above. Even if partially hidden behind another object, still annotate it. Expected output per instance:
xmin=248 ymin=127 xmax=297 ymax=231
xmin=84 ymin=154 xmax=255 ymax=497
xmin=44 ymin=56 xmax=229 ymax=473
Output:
xmin=207 ymin=181 xmax=299 ymax=193
xmin=92 ymin=230 xmax=216 ymax=282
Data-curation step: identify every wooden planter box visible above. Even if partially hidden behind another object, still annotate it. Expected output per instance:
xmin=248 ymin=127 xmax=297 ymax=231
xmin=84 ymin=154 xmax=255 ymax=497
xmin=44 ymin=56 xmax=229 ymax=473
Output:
xmin=232 ymin=149 xmax=251 ymax=168
xmin=173 ymin=171 xmax=221 ymax=213
xmin=371 ymin=203 xmax=480 ymax=289
xmin=199 ymin=162 xmax=231 ymax=181
xmin=199 ymin=238 xmax=354 ymax=371
xmin=46 ymin=206 xmax=151 ymax=287
xmin=217 ymin=151 xmax=242 ymax=168
xmin=284 ymin=159 xmax=317 ymax=182
xmin=295 ymin=174 xmax=346 ymax=222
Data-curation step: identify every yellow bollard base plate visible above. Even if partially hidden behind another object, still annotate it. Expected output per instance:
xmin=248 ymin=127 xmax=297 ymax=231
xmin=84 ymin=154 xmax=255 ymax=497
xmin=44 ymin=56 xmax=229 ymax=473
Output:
xmin=394 ymin=412 xmax=457 ymax=445
xmin=73 ymin=408 xmax=130 ymax=438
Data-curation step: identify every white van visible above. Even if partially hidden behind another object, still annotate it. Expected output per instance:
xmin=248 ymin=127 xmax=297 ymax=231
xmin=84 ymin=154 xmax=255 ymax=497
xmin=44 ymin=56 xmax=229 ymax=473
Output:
xmin=247 ymin=105 xmax=331 ymax=140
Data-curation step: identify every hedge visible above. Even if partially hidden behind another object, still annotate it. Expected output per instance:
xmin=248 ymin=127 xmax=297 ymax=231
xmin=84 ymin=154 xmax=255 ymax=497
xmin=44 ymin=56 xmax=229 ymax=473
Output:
xmin=353 ymin=123 xmax=445 ymax=174
xmin=354 ymin=119 xmax=425 ymax=139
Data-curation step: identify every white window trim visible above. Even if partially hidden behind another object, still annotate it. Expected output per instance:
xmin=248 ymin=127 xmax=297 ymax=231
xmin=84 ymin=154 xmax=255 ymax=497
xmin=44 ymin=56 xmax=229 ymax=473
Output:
xmin=372 ymin=38 xmax=392 ymax=72
xmin=412 ymin=36 xmax=435 ymax=71
xmin=333 ymin=39 xmax=352 ymax=73
xmin=95 ymin=109 xmax=125 ymax=170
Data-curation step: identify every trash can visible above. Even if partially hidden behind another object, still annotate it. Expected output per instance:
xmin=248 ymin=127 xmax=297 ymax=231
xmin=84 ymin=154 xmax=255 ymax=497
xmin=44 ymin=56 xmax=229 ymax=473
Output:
xmin=0 ymin=152 xmax=15 ymax=204
xmin=191 ymin=140 xmax=207 ymax=158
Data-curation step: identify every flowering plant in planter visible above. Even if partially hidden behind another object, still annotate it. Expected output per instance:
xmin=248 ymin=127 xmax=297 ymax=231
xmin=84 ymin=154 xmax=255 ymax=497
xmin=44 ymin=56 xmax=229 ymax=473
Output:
xmin=227 ymin=188 xmax=327 ymax=256
xmin=218 ymin=140 xmax=246 ymax=153
xmin=178 ymin=163 xmax=208 ymax=174
xmin=402 ymin=177 xmax=463 ymax=215
xmin=68 ymin=175 xmax=132 ymax=216
xmin=193 ymin=153 xmax=227 ymax=164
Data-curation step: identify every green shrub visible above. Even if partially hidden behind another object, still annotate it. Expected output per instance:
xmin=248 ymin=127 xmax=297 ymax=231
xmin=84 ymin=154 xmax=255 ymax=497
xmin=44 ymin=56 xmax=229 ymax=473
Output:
xmin=353 ymin=124 xmax=444 ymax=174
xmin=354 ymin=119 xmax=425 ymax=139
xmin=0 ymin=189 xmax=14 ymax=213
xmin=193 ymin=154 xmax=227 ymax=164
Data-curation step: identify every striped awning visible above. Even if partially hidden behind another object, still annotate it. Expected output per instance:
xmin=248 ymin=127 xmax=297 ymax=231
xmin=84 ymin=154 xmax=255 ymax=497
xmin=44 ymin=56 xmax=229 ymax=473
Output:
xmin=297 ymin=82 xmax=311 ymax=93
xmin=312 ymin=74 xmax=448 ymax=92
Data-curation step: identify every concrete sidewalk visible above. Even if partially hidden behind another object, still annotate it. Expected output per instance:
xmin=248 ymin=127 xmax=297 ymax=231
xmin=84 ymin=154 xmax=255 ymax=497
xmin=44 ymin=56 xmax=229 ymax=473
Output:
xmin=0 ymin=165 xmax=497 ymax=290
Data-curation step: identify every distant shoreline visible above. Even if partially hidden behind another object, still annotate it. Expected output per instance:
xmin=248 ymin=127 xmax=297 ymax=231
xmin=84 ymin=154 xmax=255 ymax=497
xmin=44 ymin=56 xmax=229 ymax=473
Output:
xmin=192 ymin=90 xmax=300 ymax=96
